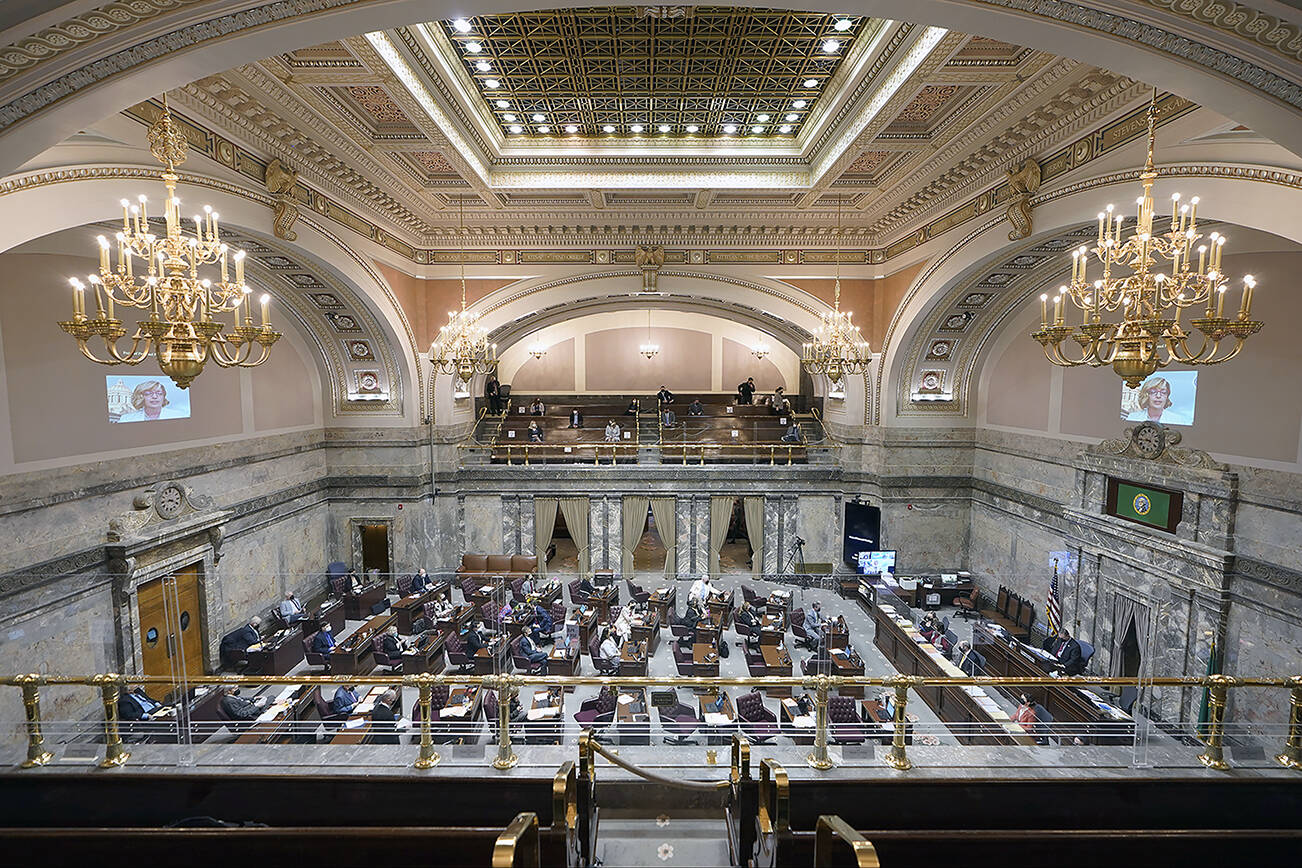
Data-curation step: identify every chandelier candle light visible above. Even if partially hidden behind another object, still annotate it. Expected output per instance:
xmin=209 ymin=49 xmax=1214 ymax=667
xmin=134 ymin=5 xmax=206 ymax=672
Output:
xmin=1031 ymin=90 xmax=1262 ymax=387
xmin=429 ymin=198 xmax=498 ymax=382
xmin=640 ymin=309 xmax=660 ymax=360
xmin=802 ymin=195 xmax=871 ymax=384
xmin=58 ymin=96 xmax=280 ymax=388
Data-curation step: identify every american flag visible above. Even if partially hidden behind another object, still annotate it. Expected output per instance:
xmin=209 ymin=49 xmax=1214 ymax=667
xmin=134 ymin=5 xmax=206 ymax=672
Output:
xmin=1046 ymin=560 xmax=1063 ymax=636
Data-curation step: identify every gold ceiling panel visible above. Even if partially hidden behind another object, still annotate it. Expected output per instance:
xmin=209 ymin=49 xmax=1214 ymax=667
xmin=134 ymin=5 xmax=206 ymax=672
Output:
xmin=435 ymin=6 xmax=872 ymax=139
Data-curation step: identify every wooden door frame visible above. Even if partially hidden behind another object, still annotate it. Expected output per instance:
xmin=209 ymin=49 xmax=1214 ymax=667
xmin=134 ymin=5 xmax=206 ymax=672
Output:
xmin=112 ymin=544 xmax=221 ymax=680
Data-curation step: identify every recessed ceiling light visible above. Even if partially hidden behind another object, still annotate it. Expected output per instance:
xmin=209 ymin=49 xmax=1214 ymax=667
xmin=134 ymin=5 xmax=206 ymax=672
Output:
xmin=803 ymin=78 xmax=819 ymax=88
xmin=785 ymin=112 xmax=799 ymax=122
xmin=502 ymin=113 xmax=517 ymax=122
xmin=452 ymin=18 xmax=472 ymax=33
xmin=508 ymin=124 xmax=523 ymax=134
xmin=564 ymin=124 xmax=579 ymax=133
xmin=779 ymin=124 xmax=793 ymax=133
xmin=494 ymin=99 xmax=509 ymax=109
xmin=834 ymin=18 xmax=853 ymax=31
xmin=723 ymin=123 xmax=738 ymax=134
xmin=756 ymin=113 xmax=771 ymax=122
xmin=531 ymin=112 xmax=545 ymax=122
xmin=685 ymin=124 xmax=699 ymax=133
xmin=484 ymin=79 xmax=500 ymax=89
xmin=465 ymin=41 xmax=482 ymax=53
xmin=603 ymin=124 xmax=616 ymax=133
xmin=822 ymin=39 xmax=840 ymax=54
xmin=475 ymin=60 xmax=491 ymax=72
xmin=658 ymin=124 xmax=671 ymax=133
xmin=630 ymin=124 xmax=644 ymax=133
xmin=537 ymin=125 xmax=550 ymax=133
xmin=751 ymin=124 xmax=765 ymax=134
xmin=793 ymin=99 xmax=808 ymax=109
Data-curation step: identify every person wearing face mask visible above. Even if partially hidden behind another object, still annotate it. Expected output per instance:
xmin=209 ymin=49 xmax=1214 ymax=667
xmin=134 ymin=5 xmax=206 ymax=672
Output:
xmin=311 ymin=623 xmax=336 ymax=655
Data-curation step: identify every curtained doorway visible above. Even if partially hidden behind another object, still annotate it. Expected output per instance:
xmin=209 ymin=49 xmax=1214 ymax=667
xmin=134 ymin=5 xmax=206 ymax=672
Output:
xmin=631 ymin=505 xmax=667 ymax=574
xmin=718 ymin=498 xmax=752 ymax=575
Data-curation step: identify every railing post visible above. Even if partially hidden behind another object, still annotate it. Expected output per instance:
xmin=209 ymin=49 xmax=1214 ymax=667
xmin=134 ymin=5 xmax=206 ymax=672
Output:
xmin=769 ymin=445 xmax=775 ymax=466
xmin=16 ymin=674 xmax=53 ymax=768
xmin=1196 ymin=674 xmax=1237 ymax=770
xmin=412 ymin=673 xmax=441 ymax=769
xmin=884 ymin=675 xmax=919 ymax=771
xmin=92 ymin=674 xmax=129 ymax=768
xmin=807 ymin=674 xmax=834 ymax=770
xmin=1276 ymin=676 xmax=1302 ymax=770
xmin=493 ymin=673 xmax=519 ymax=769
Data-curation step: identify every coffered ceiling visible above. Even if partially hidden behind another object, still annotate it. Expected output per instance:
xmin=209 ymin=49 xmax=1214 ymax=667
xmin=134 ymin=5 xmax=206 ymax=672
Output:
xmin=167 ymin=5 xmax=1142 ymax=246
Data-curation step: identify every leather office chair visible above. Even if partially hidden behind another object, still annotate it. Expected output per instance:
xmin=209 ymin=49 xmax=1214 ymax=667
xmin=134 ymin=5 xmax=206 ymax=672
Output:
xmin=460 ymin=578 xmax=480 ymax=602
xmin=370 ymin=635 xmax=403 ymax=674
xmin=828 ymin=695 xmax=870 ymax=744
xmin=658 ymin=701 xmax=700 ymax=744
xmin=312 ymin=687 xmax=349 ymax=727
xmin=996 ymin=586 xmax=1010 ymax=615
xmin=395 ymin=574 xmax=413 ymax=597
xmin=445 ymin=632 xmax=476 ymax=673
xmin=1119 ymin=686 xmax=1138 ymax=715
xmin=672 ymin=642 xmax=695 ymax=676
xmin=550 ymin=601 xmax=567 ymax=635
xmin=575 ymin=687 xmax=617 ymax=731
xmin=511 ymin=636 xmax=546 ymax=675
xmin=790 ymin=608 xmax=809 ymax=642
xmin=743 ymin=642 xmax=766 ymax=676
xmin=741 ymin=585 xmax=762 ymax=607
xmin=625 ymin=579 xmax=651 ymax=606
xmin=736 ymin=692 xmax=779 ymax=743
xmin=569 ymin=579 xmax=590 ymax=606
xmin=955 ymin=587 xmax=980 ymax=620
xmin=510 ymin=577 xmax=527 ymax=603
xmin=302 ymin=632 xmax=331 ymax=673
xmin=1078 ymin=640 xmax=1095 ymax=671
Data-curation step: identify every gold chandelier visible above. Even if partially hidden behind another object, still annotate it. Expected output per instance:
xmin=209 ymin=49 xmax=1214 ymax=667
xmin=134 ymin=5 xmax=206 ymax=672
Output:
xmin=1031 ymin=90 xmax=1262 ymax=387
xmin=58 ymin=96 xmax=280 ymax=389
xmin=802 ymin=195 xmax=871 ymax=384
xmin=430 ymin=197 xmax=497 ymax=380
xmin=639 ymin=308 xmax=659 ymax=360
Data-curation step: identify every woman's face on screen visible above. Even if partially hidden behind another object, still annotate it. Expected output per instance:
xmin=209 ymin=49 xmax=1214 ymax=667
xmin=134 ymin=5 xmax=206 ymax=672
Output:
xmin=142 ymin=385 xmax=165 ymax=411
xmin=1146 ymin=381 xmax=1169 ymax=408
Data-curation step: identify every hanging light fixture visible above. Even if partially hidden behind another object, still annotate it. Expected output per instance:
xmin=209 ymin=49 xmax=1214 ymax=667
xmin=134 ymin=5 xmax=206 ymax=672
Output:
xmin=801 ymin=195 xmax=871 ymax=384
xmin=527 ymin=339 xmax=547 ymax=360
xmin=640 ymin=309 xmax=660 ymax=360
xmin=57 ymin=95 xmax=280 ymax=389
xmin=751 ymin=339 xmax=771 ymax=361
xmin=1031 ymin=90 xmax=1262 ymax=387
xmin=430 ymin=197 xmax=498 ymax=381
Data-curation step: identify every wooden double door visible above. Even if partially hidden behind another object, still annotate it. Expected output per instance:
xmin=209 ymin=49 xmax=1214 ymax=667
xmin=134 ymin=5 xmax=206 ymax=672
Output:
xmin=136 ymin=565 xmax=206 ymax=699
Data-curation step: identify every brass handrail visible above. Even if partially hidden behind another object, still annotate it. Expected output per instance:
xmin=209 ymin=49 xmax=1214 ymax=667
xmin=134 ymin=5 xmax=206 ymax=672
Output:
xmin=492 ymin=812 xmax=540 ymax=868
xmin=814 ymin=815 xmax=880 ymax=868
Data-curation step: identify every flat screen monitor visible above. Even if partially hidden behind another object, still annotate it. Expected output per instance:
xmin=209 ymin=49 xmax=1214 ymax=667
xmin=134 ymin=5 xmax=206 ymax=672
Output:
xmin=106 ymin=375 xmax=191 ymax=423
xmin=1120 ymin=371 xmax=1197 ymax=427
xmin=884 ymin=695 xmax=896 ymax=719
xmin=857 ymin=550 xmax=896 ymax=576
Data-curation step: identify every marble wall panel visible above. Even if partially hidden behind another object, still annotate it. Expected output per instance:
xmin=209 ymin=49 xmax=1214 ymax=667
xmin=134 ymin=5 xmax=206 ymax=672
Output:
xmin=796 ymin=495 xmax=841 ymax=571
xmin=462 ymin=495 xmax=502 ymax=555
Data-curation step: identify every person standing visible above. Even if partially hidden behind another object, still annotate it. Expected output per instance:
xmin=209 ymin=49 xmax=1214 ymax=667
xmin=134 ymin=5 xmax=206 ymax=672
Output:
xmin=485 ymin=375 xmax=502 ymax=415
xmin=569 ymin=407 xmax=583 ymax=428
xmin=737 ymin=377 xmax=756 ymax=404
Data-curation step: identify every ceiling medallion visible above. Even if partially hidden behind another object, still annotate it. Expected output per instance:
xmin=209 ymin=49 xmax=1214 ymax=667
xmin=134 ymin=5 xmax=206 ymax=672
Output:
xmin=58 ymin=96 xmax=281 ymax=389
xmin=1031 ymin=91 xmax=1262 ymax=387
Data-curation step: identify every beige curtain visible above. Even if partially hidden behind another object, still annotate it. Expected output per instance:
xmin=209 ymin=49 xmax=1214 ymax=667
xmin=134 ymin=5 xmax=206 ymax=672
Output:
xmin=708 ymin=496 xmax=735 ymax=576
xmin=650 ymin=498 xmax=677 ymax=579
xmin=534 ymin=498 xmax=558 ymax=578
xmin=621 ymin=496 xmax=650 ymax=577
xmin=559 ymin=497 xmax=590 ymax=579
xmin=743 ymin=496 xmax=765 ymax=577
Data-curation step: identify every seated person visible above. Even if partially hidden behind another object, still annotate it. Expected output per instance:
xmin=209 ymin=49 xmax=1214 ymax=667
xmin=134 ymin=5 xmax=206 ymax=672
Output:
xmin=662 ymin=408 xmax=677 ymax=426
xmin=345 ymin=569 xmax=363 ymax=593
xmin=612 ymin=605 xmax=633 ymax=643
xmin=380 ymin=625 xmax=409 ymax=658
xmin=1013 ymin=693 xmax=1038 ymax=728
xmin=531 ymin=602 xmax=555 ymax=639
xmin=370 ymin=689 xmax=400 ymax=744
xmin=955 ymin=641 xmax=986 ymax=676
xmin=527 ymin=421 xmax=545 ymax=442
xmin=332 ymin=683 xmax=360 ymax=716
xmin=577 ymin=576 xmax=597 ymax=598
xmin=798 ymin=603 xmax=825 ymax=650
xmin=219 ymin=617 xmax=262 ymax=668
xmin=604 ymin=420 xmax=621 ymax=442
xmin=1044 ymin=629 xmax=1085 ymax=675
xmin=529 ymin=398 xmax=545 ymax=416
xmin=518 ymin=631 xmax=548 ymax=669
xmin=118 ymin=688 xmax=166 ymax=721
xmin=409 ymin=568 xmax=432 ymax=593
xmin=781 ymin=421 xmax=803 ymax=443
xmin=311 ymin=623 xmax=337 ymax=655
xmin=219 ymin=685 xmax=265 ymax=721
xmin=919 ymin=612 xmax=943 ymax=641
xmin=688 ymin=575 xmax=713 ymax=607
xmin=569 ymin=408 xmax=583 ymax=428
xmin=598 ymin=628 xmax=622 ymax=672
xmin=656 ymin=385 xmax=675 ymax=404
xmin=464 ymin=621 xmax=491 ymax=655
xmin=497 ymin=600 xmax=515 ymax=624
xmin=624 ymin=398 xmax=640 ymax=416
xmin=734 ymin=601 xmax=760 ymax=631
xmin=688 ymin=398 xmax=705 ymax=416
xmin=278 ymin=592 xmax=307 ymax=624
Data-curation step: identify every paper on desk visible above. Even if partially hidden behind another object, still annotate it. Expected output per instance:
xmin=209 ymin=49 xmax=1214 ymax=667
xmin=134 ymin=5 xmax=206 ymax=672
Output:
xmin=396 ymin=717 xmax=411 ymax=730
xmin=618 ymin=695 xmax=634 ymax=705
xmin=246 ymin=643 xmax=265 ymax=652
xmin=441 ymin=704 xmax=470 ymax=718
xmin=703 ymin=712 xmax=732 ymax=726
xmin=792 ymin=714 xmax=815 ymax=728
xmin=343 ymin=718 xmax=366 ymax=729
xmin=276 ymin=685 xmax=297 ymax=702
xmin=355 ymin=700 xmax=376 ymax=715
xmin=255 ymin=703 xmax=287 ymax=722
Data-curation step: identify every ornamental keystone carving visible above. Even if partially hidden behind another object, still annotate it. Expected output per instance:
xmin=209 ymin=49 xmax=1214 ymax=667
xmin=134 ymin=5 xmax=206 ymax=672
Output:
xmin=1004 ymin=158 xmax=1041 ymax=240
xmin=634 ymin=244 xmax=665 ymax=291
xmin=1088 ymin=423 xmax=1225 ymax=470
xmin=107 ymin=481 xmax=216 ymax=542
xmin=264 ymin=158 xmax=300 ymax=241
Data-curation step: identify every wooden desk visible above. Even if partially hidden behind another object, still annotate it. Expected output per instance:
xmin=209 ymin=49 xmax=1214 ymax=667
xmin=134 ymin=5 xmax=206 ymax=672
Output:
xmin=706 ymin=591 xmax=734 ymax=628
xmin=873 ymin=603 xmax=1035 ymax=746
xmin=330 ymin=613 xmax=396 ymax=676
xmin=391 ymin=588 xmax=437 ymax=634
xmin=330 ymin=685 xmax=402 ymax=745
xmin=305 ymin=598 xmax=344 ymax=636
xmin=571 ymin=607 xmax=598 ymax=652
xmin=692 ymin=642 xmax=720 ymax=677
xmin=780 ymin=696 xmax=816 ymax=745
xmin=861 ymin=699 xmax=909 ymax=745
xmin=698 ymin=690 xmax=737 ymax=744
xmin=547 ymin=643 xmax=581 ymax=678
xmin=234 ymin=686 xmax=314 ymax=744
xmin=522 ymin=688 xmax=565 ymax=744
xmin=472 ymin=636 xmax=510 ymax=674
xmin=614 ymin=688 xmax=650 ymax=745
xmin=828 ymin=647 xmax=865 ymax=698
xmin=342 ymin=582 xmax=387 ymax=620
xmin=438 ymin=685 xmax=481 ymax=742
xmin=244 ymin=626 xmax=304 ymax=676
xmin=974 ymin=626 xmax=1133 ymax=745
xmin=766 ymin=590 xmax=792 ymax=615
xmin=826 ymin=619 xmax=849 ymax=651
xmin=589 ymin=586 xmax=618 ymax=623
xmin=436 ymin=603 xmax=475 ymax=637
xmin=401 ymin=630 xmax=446 ymax=675
xmin=909 ymin=580 xmax=975 ymax=608
xmin=648 ymin=586 xmax=677 ymax=625
xmin=526 ymin=580 xmax=562 ymax=610
xmin=502 ymin=609 xmax=535 ymax=642
xmin=629 ymin=611 xmax=661 ymax=654
xmin=619 ymin=640 xmax=649 ymax=676
xmin=760 ymin=643 xmax=793 ymax=697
